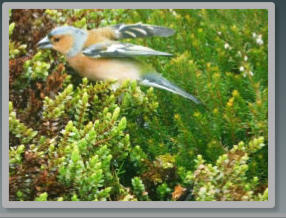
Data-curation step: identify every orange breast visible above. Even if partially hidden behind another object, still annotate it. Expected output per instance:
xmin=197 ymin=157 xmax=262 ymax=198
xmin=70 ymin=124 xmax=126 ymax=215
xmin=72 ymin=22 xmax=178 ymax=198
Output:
xmin=67 ymin=54 xmax=141 ymax=82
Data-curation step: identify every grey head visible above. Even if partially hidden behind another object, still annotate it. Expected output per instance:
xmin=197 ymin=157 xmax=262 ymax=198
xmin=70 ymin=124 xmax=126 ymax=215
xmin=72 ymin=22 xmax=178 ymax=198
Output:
xmin=37 ymin=26 xmax=88 ymax=57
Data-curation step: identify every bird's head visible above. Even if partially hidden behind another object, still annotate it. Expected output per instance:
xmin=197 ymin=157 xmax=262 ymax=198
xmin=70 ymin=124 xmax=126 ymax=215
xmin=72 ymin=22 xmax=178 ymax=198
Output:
xmin=37 ymin=26 xmax=87 ymax=57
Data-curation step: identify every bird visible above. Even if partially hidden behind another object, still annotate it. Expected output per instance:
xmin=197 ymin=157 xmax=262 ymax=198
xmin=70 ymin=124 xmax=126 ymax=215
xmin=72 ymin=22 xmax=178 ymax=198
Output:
xmin=37 ymin=23 xmax=200 ymax=104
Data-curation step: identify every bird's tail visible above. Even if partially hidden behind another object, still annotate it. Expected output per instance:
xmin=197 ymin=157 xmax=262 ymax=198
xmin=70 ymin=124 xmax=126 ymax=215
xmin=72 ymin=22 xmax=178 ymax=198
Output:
xmin=140 ymin=74 xmax=201 ymax=104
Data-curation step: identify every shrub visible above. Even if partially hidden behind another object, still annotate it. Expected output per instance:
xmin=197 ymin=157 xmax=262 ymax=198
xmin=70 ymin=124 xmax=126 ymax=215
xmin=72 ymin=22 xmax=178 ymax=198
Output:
xmin=9 ymin=9 xmax=268 ymax=201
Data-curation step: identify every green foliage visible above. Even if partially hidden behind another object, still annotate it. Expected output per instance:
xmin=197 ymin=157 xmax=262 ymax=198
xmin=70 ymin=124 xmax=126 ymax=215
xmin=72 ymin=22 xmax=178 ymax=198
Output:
xmin=9 ymin=22 xmax=27 ymax=58
xmin=23 ymin=51 xmax=52 ymax=81
xmin=9 ymin=101 xmax=38 ymax=144
xmin=131 ymin=177 xmax=149 ymax=201
xmin=9 ymin=144 xmax=25 ymax=165
xmin=9 ymin=9 xmax=268 ymax=201
xmin=35 ymin=192 xmax=48 ymax=201
xmin=157 ymin=183 xmax=172 ymax=200
xmin=42 ymin=84 xmax=73 ymax=119
xmin=187 ymin=137 xmax=266 ymax=201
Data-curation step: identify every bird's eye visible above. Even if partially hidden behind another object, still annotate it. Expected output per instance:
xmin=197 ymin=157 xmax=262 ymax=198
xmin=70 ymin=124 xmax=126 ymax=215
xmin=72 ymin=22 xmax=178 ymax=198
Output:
xmin=54 ymin=37 xmax=61 ymax=42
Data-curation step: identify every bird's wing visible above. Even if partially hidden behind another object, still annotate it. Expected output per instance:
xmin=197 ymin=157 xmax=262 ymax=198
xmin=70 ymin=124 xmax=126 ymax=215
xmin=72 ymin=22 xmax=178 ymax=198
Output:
xmin=82 ymin=41 xmax=173 ymax=58
xmin=110 ymin=23 xmax=175 ymax=39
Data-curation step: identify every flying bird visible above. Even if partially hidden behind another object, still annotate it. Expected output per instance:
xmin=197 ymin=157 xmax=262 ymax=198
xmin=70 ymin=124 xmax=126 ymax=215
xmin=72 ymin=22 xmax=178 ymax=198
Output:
xmin=37 ymin=23 xmax=200 ymax=104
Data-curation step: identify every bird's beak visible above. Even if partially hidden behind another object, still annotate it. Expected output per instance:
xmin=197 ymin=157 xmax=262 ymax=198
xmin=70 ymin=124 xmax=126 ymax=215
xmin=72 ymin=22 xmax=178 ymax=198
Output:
xmin=37 ymin=36 xmax=52 ymax=49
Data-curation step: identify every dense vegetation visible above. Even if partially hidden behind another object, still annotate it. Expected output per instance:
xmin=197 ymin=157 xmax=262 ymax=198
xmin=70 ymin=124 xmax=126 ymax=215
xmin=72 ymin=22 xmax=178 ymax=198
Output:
xmin=9 ymin=9 xmax=268 ymax=201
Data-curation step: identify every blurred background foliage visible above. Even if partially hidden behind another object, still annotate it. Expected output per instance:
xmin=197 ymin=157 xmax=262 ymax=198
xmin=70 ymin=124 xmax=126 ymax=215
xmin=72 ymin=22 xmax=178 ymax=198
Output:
xmin=9 ymin=9 xmax=268 ymax=201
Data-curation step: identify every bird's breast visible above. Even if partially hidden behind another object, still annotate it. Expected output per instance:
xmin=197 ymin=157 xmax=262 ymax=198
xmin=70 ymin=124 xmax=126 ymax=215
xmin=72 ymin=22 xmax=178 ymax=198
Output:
xmin=67 ymin=54 xmax=141 ymax=82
